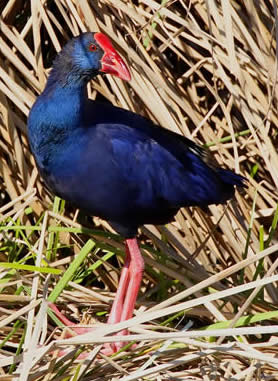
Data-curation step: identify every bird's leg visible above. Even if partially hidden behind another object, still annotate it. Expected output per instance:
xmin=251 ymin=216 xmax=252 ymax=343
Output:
xmin=108 ymin=238 xmax=144 ymax=351
xmin=48 ymin=238 xmax=144 ymax=354
xmin=48 ymin=248 xmax=132 ymax=333
xmin=120 ymin=238 xmax=144 ymax=322
xmin=106 ymin=247 xmax=131 ymax=325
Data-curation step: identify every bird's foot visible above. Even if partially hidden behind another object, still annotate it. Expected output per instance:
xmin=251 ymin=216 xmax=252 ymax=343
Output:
xmin=48 ymin=303 xmax=129 ymax=356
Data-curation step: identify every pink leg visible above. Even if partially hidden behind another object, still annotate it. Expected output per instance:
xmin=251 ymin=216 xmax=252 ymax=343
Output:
xmin=119 ymin=238 xmax=144 ymax=322
xmin=48 ymin=238 xmax=144 ymax=354
xmin=107 ymin=238 xmax=144 ymax=351
xmin=107 ymin=247 xmax=131 ymax=324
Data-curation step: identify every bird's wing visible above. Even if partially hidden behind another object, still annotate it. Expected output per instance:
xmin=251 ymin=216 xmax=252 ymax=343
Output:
xmin=104 ymin=123 xmax=232 ymax=209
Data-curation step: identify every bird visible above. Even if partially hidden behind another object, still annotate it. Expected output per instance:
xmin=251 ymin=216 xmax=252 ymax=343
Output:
xmin=28 ymin=32 xmax=246 ymax=353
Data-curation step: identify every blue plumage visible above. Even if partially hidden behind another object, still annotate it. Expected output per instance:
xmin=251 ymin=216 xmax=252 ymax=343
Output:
xmin=28 ymin=32 xmax=246 ymax=238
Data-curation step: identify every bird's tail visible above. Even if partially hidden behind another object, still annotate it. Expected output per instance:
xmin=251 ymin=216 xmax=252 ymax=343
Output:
xmin=217 ymin=169 xmax=247 ymax=188
xmin=213 ymin=168 xmax=247 ymax=204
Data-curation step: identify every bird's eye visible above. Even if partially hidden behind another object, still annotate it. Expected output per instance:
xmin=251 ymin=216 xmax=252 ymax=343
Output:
xmin=88 ymin=43 xmax=97 ymax=52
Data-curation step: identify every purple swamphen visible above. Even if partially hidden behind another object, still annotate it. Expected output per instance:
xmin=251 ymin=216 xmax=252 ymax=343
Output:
xmin=28 ymin=32 xmax=246 ymax=353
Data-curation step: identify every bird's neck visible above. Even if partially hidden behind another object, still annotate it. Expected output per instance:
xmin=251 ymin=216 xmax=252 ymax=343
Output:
xmin=28 ymin=80 xmax=89 ymax=167
xmin=40 ymin=80 xmax=88 ymax=127
xmin=47 ymin=60 xmax=93 ymax=89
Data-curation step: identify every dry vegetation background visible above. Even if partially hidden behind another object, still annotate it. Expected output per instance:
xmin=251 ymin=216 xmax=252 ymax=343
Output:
xmin=0 ymin=0 xmax=278 ymax=380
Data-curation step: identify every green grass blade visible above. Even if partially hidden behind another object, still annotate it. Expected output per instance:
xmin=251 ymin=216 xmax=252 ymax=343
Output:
xmin=48 ymin=239 xmax=96 ymax=303
xmin=265 ymin=201 xmax=278 ymax=248
xmin=0 ymin=262 xmax=61 ymax=274
xmin=202 ymin=309 xmax=278 ymax=331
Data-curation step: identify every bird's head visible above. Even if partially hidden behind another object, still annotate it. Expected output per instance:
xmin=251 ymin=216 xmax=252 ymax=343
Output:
xmin=50 ymin=32 xmax=131 ymax=86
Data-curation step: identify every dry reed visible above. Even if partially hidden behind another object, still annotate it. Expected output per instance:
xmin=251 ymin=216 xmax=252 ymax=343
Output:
xmin=0 ymin=0 xmax=278 ymax=380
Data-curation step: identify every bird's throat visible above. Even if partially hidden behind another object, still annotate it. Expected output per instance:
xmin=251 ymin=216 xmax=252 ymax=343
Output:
xmin=40 ymin=82 xmax=87 ymax=127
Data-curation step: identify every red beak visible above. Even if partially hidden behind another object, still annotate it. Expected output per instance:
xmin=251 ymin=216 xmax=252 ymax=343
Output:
xmin=95 ymin=33 xmax=131 ymax=81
